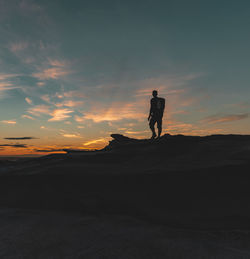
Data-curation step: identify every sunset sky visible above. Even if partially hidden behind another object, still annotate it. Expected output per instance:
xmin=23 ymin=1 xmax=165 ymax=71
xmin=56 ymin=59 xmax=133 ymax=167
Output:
xmin=0 ymin=0 xmax=250 ymax=155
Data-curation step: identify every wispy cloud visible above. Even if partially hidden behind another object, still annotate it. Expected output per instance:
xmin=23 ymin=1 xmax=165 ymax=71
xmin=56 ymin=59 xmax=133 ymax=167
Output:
xmin=25 ymin=97 xmax=33 ymax=105
xmin=230 ymin=101 xmax=250 ymax=109
xmin=55 ymin=100 xmax=84 ymax=108
xmin=0 ymin=73 xmax=20 ymax=98
xmin=83 ymin=138 xmax=107 ymax=146
xmin=135 ymin=87 xmax=186 ymax=97
xmin=9 ymin=41 xmax=29 ymax=53
xmin=76 ymin=101 xmax=146 ymax=123
xmin=48 ymin=108 xmax=74 ymax=121
xmin=0 ymin=79 xmax=11 ymax=89
xmin=75 ymin=115 xmax=86 ymax=123
xmin=124 ymin=130 xmax=149 ymax=135
xmin=134 ymin=73 xmax=202 ymax=96
xmin=32 ymin=67 xmax=70 ymax=80
xmin=0 ymin=74 xmax=18 ymax=81
xmin=162 ymin=119 xmax=225 ymax=136
xmin=40 ymin=94 xmax=50 ymax=103
xmin=61 ymin=133 xmax=82 ymax=138
xmin=55 ymin=92 xmax=64 ymax=99
xmin=1 ymin=120 xmax=16 ymax=124
xmin=201 ymin=113 xmax=249 ymax=124
xmin=27 ymin=105 xmax=50 ymax=116
xmin=48 ymin=59 xmax=69 ymax=67
xmin=32 ymin=59 xmax=71 ymax=80
xmin=37 ymin=82 xmax=45 ymax=87
xmin=22 ymin=114 xmax=35 ymax=120
xmin=0 ymin=82 xmax=15 ymax=92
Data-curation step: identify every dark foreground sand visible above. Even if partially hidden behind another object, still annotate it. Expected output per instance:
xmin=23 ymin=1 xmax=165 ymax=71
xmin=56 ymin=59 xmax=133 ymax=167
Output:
xmin=1 ymin=134 xmax=250 ymax=258
xmin=1 ymin=208 xmax=250 ymax=259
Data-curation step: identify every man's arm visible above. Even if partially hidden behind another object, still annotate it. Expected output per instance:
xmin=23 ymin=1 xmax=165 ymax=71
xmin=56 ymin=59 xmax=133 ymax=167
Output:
xmin=148 ymin=99 xmax=153 ymax=121
xmin=162 ymin=98 xmax=165 ymax=114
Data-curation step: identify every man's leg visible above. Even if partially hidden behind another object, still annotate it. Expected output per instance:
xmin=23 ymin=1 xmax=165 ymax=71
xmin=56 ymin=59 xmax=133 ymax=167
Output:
xmin=149 ymin=117 xmax=157 ymax=139
xmin=157 ymin=117 xmax=162 ymax=138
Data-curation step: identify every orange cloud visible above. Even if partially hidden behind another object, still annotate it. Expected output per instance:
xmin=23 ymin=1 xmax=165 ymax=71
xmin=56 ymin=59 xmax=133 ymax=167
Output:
xmin=25 ymin=97 xmax=33 ymax=105
xmin=160 ymin=120 xmax=225 ymax=136
xmin=48 ymin=59 xmax=69 ymax=67
xmin=0 ymin=82 xmax=13 ymax=88
xmin=48 ymin=108 xmax=74 ymax=121
xmin=0 ymin=74 xmax=19 ymax=81
xmin=32 ymin=67 xmax=70 ymax=80
xmin=22 ymin=114 xmax=34 ymax=120
xmin=27 ymin=105 xmax=50 ymax=116
xmin=37 ymin=82 xmax=45 ymax=87
xmin=83 ymin=138 xmax=108 ymax=146
xmin=201 ymin=114 xmax=249 ymax=124
xmin=1 ymin=120 xmax=16 ymax=124
xmin=124 ymin=130 xmax=149 ymax=135
xmin=55 ymin=92 xmax=64 ymax=99
xmin=61 ymin=133 xmax=82 ymax=138
xmin=40 ymin=95 xmax=50 ymax=103
xmin=77 ymin=101 xmax=146 ymax=123
xmin=75 ymin=115 xmax=85 ymax=123
xmin=32 ymin=58 xmax=71 ymax=80
xmin=55 ymin=100 xmax=84 ymax=107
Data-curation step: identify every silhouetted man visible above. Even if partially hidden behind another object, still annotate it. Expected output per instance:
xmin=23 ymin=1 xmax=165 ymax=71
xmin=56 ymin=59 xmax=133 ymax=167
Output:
xmin=148 ymin=90 xmax=165 ymax=139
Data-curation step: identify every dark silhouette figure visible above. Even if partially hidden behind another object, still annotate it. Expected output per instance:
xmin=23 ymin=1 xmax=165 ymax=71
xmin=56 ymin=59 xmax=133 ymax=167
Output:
xmin=148 ymin=90 xmax=165 ymax=139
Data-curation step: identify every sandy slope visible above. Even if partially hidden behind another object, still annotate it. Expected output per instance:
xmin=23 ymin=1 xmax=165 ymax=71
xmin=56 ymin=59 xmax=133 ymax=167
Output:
xmin=0 ymin=134 xmax=250 ymax=258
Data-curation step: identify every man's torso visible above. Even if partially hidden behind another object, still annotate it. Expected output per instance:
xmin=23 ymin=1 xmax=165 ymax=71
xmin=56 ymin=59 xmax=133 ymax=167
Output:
xmin=151 ymin=97 xmax=165 ymax=117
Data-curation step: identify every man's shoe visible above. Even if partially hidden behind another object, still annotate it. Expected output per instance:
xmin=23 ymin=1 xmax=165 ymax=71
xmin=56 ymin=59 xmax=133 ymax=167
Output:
xmin=151 ymin=133 xmax=157 ymax=139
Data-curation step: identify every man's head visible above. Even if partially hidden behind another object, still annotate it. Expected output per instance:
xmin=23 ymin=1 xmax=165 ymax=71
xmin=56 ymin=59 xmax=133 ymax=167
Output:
xmin=152 ymin=90 xmax=158 ymax=97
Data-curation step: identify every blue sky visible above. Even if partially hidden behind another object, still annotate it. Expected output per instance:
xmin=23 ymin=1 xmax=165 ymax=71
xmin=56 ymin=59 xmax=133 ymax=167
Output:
xmin=0 ymin=0 xmax=250 ymax=155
